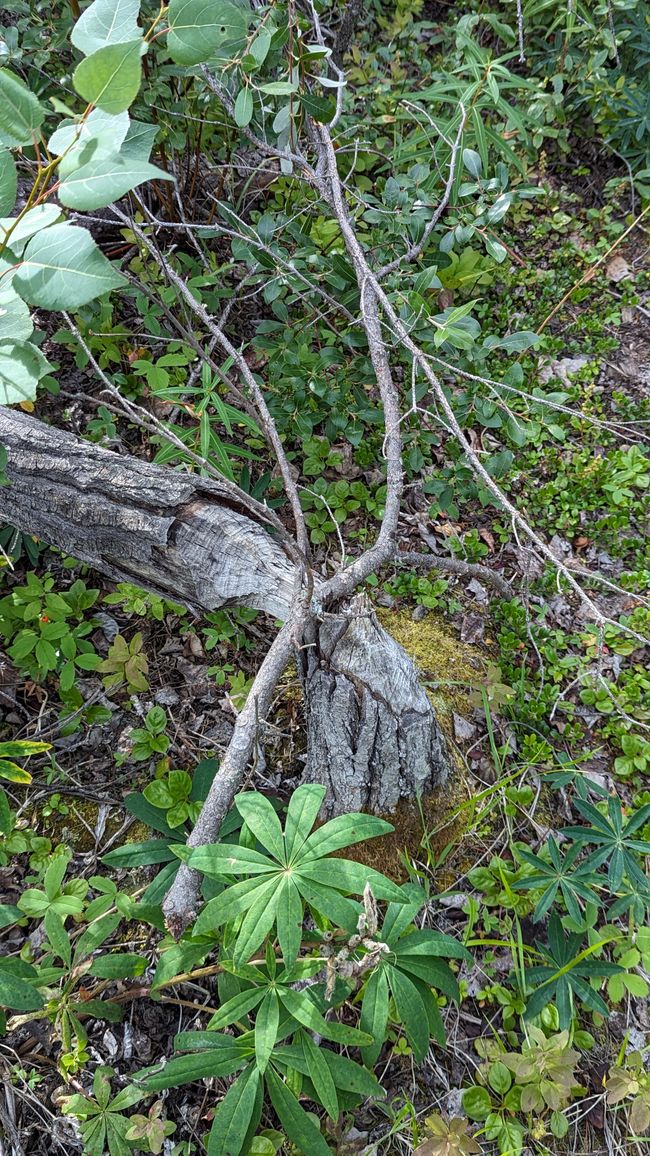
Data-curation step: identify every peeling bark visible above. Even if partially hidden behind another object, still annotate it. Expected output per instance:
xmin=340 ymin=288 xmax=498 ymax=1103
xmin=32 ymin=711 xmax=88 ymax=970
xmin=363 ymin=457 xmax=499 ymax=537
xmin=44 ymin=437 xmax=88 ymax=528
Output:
xmin=303 ymin=595 xmax=451 ymax=817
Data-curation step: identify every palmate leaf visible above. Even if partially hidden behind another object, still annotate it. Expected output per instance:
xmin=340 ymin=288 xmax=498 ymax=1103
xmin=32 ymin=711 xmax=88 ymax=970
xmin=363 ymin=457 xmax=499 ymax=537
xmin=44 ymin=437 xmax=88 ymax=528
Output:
xmin=524 ymin=914 xmax=624 ymax=1028
xmin=188 ymin=783 xmax=404 ymax=965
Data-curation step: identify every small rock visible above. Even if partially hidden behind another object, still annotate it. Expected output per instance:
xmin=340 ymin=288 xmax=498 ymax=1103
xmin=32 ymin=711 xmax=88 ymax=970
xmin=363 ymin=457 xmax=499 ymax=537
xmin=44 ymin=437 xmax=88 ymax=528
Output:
xmin=412 ymin=604 xmax=428 ymax=621
xmin=606 ymin=255 xmax=631 ymax=283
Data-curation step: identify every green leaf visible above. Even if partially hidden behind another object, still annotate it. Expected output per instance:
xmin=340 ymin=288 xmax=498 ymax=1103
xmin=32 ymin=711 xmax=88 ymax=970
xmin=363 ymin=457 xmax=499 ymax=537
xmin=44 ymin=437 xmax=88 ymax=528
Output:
xmin=0 ymin=206 xmax=63 ymax=256
xmin=0 ymin=71 xmax=45 ymax=147
xmin=463 ymin=1084 xmax=493 ymax=1121
xmin=14 ymin=224 xmax=125 ymax=308
xmin=360 ymin=966 xmax=389 ymax=1067
xmin=166 ymin=0 xmax=249 ymax=67
xmin=297 ymin=858 xmax=406 ymax=903
xmin=188 ymin=843 xmax=276 ymax=877
xmin=59 ymin=152 xmax=171 ymax=211
xmin=0 ymin=905 xmax=22 ymax=930
xmin=265 ymin=1067 xmax=331 ymax=1156
xmin=284 ymin=785 xmax=325 ymax=862
xmin=299 ymin=813 xmax=393 ymax=860
xmin=0 ymin=150 xmax=17 ymax=216
xmin=233 ymin=878 xmax=280 ymax=965
xmin=294 ymin=877 xmax=360 ymax=933
xmin=387 ymin=966 xmax=431 ymax=1061
xmin=462 ymin=148 xmax=482 ymax=178
xmin=44 ymin=909 xmax=72 ymax=967
xmin=89 ymin=953 xmax=148 ymax=979
xmin=279 ymin=987 xmax=372 ymax=1047
xmin=255 ymin=991 xmax=279 ymax=1073
xmin=234 ymin=87 xmax=254 ymax=128
xmin=0 ymin=339 xmax=52 ymax=406
xmin=276 ymin=877 xmax=303 ymax=968
xmin=192 ymin=876 xmax=270 ymax=936
xmin=71 ymin=0 xmax=142 ymax=56
xmin=235 ymin=792 xmax=285 ymax=862
xmin=103 ymin=839 xmax=175 ymax=869
xmin=74 ymin=912 xmax=121 ymax=963
xmin=206 ymin=987 xmax=265 ymax=1031
xmin=208 ymin=1065 xmax=261 ymax=1156
xmin=73 ymin=40 xmax=144 ymax=114
xmin=136 ymin=1050 xmax=248 ymax=1090
xmin=0 ymin=966 xmax=44 ymax=1011
xmin=301 ymin=1032 xmax=338 ymax=1121
xmin=45 ymin=854 xmax=70 ymax=901
xmin=0 ymin=758 xmax=32 ymax=784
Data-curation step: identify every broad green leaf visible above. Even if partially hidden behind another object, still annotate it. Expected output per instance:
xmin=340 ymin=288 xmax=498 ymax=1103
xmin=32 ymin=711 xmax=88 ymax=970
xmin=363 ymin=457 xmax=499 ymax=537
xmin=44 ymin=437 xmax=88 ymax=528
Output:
xmin=105 ymin=1082 xmax=144 ymax=1112
xmin=72 ymin=0 xmax=141 ymax=56
xmin=395 ymin=956 xmax=459 ymax=1002
xmin=299 ymin=813 xmax=393 ymax=860
xmin=265 ymin=1067 xmax=331 ymax=1156
xmin=103 ymin=840 xmax=176 ymax=869
xmin=73 ymin=40 xmax=144 ymax=115
xmin=0 ymin=741 xmax=50 ymax=758
xmin=0 ymin=339 xmax=52 ymax=406
xmin=150 ymin=941 xmax=210 ymax=991
xmin=167 ymin=0 xmax=249 ymax=66
xmin=360 ymin=967 xmax=390 ymax=1066
xmin=49 ymin=109 xmax=130 ymax=177
xmin=45 ymin=854 xmax=70 ymax=901
xmin=294 ymin=877 xmax=360 ymax=933
xmin=14 ymin=224 xmax=125 ymax=308
xmin=0 ymin=967 xmax=44 ymax=1011
xmin=318 ymin=1049 xmax=383 ymax=1099
xmin=74 ymin=912 xmax=121 ymax=963
xmin=297 ymin=858 xmax=406 ymax=903
xmin=120 ymin=119 xmax=158 ymax=160
xmin=208 ymin=1065 xmax=261 ymax=1156
xmin=0 ymin=905 xmax=22 ymax=930
xmin=462 ymin=148 xmax=482 ymax=178
xmin=89 ymin=953 xmax=148 ymax=979
xmin=0 ymin=206 xmax=64 ymax=256
xmin=0 ymin=150 xmax=17 ymax=216
xmin=284 ymin=784 xmax=325 ymax=862
xmin=0 ymin=71 xmax=45 ymax=147
xmin=255 ymin=991 xmax=279 ymax=1073
xmin=301 ymin=1032 xmax=338 ymax=1121
xmin=235 ymin=792 xmax=285 ymax=862
xmin=394 ymin=929 xmax=472 ymax=961
xmin=234 ymin=87 xmax=254 ymax=127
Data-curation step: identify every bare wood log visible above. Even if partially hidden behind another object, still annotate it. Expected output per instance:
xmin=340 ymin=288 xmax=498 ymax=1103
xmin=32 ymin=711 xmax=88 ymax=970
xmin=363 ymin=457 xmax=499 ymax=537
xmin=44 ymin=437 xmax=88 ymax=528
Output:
xmin=0 ymin=409 xmax=296 ymax=621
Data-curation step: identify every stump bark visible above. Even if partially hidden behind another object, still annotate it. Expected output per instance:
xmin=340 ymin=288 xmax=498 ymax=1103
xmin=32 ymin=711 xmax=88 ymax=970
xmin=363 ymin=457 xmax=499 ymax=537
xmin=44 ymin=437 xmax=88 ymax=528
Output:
xmin=0 ymin=409 xmax=451 ymax=816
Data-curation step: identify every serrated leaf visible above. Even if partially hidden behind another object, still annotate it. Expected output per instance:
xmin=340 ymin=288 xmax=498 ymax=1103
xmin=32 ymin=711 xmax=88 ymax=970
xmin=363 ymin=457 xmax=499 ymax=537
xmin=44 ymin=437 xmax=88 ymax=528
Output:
xmin=0 ymin=150 xmax=17 ymax=216
xmin=0 ymin=71 xmax=45 ymax=146
xmin=58 ymin=152 xmax=172 ymax=210
xmin=14 ymin=224 xmax=125 ymax=308
xmin=71 ymin=0 xmax=141 ymax=56
xmin=73 ymin=40 xmax=144 ymax=114
xmin=167 ymin=0 xmax=249 ymax=67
